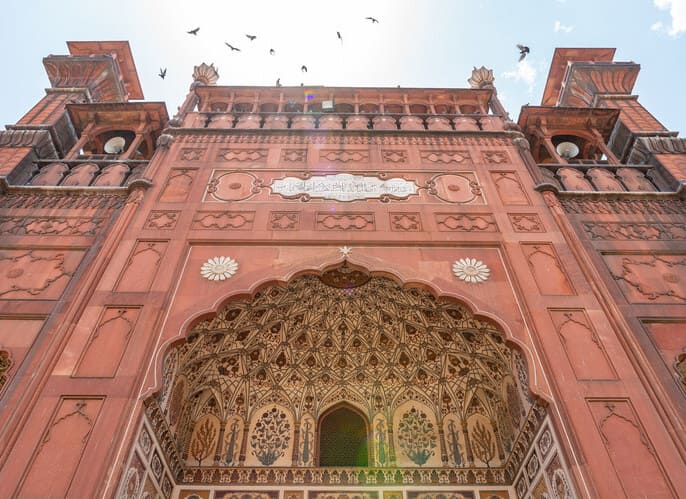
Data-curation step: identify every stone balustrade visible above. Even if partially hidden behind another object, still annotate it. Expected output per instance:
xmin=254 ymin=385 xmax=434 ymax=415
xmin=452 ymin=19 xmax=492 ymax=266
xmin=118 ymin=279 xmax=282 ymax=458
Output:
xmin=191 ymin=112 xmax=504 ymax=132
xmin=15 ymin=159 xmax=148 ymax=187
xmin=538 ymin=163 xmax=673 ymax=192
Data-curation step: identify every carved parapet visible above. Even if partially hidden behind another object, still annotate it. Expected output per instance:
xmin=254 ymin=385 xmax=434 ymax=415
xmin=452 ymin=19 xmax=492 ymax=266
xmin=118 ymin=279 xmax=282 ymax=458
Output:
xmin=627 ymin=136 xmax=686 ymax=164
xmin=0 ymin=129 xmax=58 ymax=159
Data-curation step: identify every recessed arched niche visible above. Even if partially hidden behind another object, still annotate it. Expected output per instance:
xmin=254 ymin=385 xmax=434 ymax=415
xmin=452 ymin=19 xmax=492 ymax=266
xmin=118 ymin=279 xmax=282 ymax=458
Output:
xmin=133 ymin=267 xmax=570 ymax=494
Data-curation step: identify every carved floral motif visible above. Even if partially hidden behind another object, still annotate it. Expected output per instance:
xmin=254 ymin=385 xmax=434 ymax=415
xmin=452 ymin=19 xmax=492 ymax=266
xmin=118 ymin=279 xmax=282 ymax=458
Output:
xmin=200 ymin=256 xmax=239 ymax=281
xmin=452 ymin=258 xmax=491 ymax=283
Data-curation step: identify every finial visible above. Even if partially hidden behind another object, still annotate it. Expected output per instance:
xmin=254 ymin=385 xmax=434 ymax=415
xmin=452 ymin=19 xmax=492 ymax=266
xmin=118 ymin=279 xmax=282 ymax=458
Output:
xmin=468 ymin=66 xmax=495 ymax=89
xmin=192 ymin=62 xmax=219 ymax=86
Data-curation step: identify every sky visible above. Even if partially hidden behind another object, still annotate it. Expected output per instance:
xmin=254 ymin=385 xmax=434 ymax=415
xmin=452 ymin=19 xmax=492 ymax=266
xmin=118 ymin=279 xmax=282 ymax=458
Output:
xmin=1 ymin=0 xmax=685 ymax=134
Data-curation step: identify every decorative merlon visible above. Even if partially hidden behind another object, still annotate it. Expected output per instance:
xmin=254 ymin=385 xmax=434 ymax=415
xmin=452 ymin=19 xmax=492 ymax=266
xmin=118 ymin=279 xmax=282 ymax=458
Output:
xmin=468 ymin=66 xmax=495 ymax=89
xmin=193 ymin=63 xmax=219 ymax=86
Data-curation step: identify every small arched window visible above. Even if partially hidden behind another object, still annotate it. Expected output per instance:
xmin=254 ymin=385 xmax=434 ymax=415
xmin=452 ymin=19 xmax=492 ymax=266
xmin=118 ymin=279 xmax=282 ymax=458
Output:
xmin=318 ymin=405 xmax=368 ymax=466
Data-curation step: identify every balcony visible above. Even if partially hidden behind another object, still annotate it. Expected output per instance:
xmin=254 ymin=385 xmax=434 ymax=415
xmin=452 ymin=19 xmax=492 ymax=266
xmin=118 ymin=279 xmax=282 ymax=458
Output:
xmin=12 ymin=158 xmax=149 ymax=188
xmin=537 ymin=163 xmax=673 ymax=193
xmin=186 ymin=112 xmax=505 ymax=132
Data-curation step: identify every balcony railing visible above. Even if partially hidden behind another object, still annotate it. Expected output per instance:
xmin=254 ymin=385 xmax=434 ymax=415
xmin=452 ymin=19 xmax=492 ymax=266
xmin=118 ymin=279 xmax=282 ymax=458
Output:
xmin=185 ymin=112 xmax=506 ymax=132
xmin=14 ymin=158 xmax=149 ymax=188
xmin=538 ymin=163 xmax=673 ymax=193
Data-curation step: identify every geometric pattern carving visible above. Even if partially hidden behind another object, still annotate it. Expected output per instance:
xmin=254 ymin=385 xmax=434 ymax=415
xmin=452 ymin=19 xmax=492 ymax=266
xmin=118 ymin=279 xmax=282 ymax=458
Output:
xmin=583 ymin=222 xmax=686 ymax=240
xmin=435 ymin=214 xmax=497 ymax=232
xmin=114 ymin=241 xmax=168 ymax=293
xmin=269 ymin=212 xmax=300 ymax=231
xmin=560 ymin=197 xmax=686 ymax=215
xmin=217 ymin=149 xmax=267 ymax=162
xmin=508 ymin=214 xmax=545 ymax=233
xmin=0 ymin=350 xmax=11 ymax=393
xmin=191 ymin=211 xmax=255 ymax=230
xmin=587 ymin=400 xmax=675 ymax=497
xmin=0 ymin=192 xmax=126 ymax=210
xmin=74 ymin=307 xmax=141 ymax=378
xmin=544 ymin=453 xmax=573 ymax=499
xmin=18 ymin=398 xmax=104 ymax=499
xmin=154 ymin=273 xmax=539 ymax=485
xmin=420 ymin=151 xmax=472 ymax=164
xmin=521 ymin=244 xmax=574 ymax=296
xmin=178 ymin=149 xmax=205 ymax=161
xmin=0 ymin=216 xmax=105 ymax=236
xmin=427 ymin=173 xmax=484 ymax=204
xmin=320 ymin=150 xmax=369 ymax=163
xmin=491 ymin=172 xmax=530 ymax=206
xmin=144 ymin=211 xmax=181 ymax=230
xmin=316 ymin=213 xmax=375 ymax=231
xmin=605 ymin=253 xmax=686 ymax=303
xmin=0 ymin=249 xmax=82 ymax=299
xmin=389 ymin=213 xmax=421 ymax=231
xmin=382 ymin=150 xmax=408 ymax=163
xmin=482 ymin=151 xmax=509 ymax=164
xmin=548 ymin=310 xmax=616 ymax=380
xmin=281 ymin=149 xmax=307 ymax=163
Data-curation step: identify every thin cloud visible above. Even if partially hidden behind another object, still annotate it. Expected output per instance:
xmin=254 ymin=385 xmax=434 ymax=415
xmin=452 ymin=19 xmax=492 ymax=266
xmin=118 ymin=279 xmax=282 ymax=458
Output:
xmin=653 ymin=0 xmax=686 ymax=37
xmin=502 ymin=60 xmax=537 ymax=93
xmin=554 ymin=20 xmax=574 ymax=33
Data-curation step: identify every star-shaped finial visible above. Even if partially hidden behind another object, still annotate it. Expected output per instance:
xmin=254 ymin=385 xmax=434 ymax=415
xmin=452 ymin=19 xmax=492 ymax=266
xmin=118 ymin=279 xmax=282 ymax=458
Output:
xmin=339 ymin=246 xmax=352 ymax=257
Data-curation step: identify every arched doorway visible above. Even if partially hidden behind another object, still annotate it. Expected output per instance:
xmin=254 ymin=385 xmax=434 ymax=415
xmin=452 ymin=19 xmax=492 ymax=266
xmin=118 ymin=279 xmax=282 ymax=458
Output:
xmin=123 ymin=267 xmax=574 ymax=497
xmin=318 ymin=404 xmax=369 ymax=466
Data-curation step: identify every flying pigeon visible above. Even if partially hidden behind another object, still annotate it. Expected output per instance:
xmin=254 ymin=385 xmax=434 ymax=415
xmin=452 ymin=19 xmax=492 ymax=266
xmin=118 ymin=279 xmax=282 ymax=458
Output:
xmin=301 ymin=65 xmax=308 ymax=72
xmin=366 ymin=17 xmax=379 ymax=23
xmin=337 ymin=31 xmax=343 ymax=43
xmin=158 ymin=68 xmax=167 ymax=79
xmin=269 ymin=48 xmax=275 ymax=55
xmin=246 ymin=34 xmax=257 ymax=41
xmin=225 ymin=42 xmax=241 ymax=52
xmin=187 ymin=27 xmax=200 ymax=35
xmin=517 ymin=44 xmax=530 ymax=62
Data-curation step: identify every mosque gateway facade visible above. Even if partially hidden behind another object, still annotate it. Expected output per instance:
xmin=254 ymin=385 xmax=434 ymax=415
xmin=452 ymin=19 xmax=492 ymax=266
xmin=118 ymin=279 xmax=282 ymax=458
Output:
xmin=0 ymin=42 xmax=684 ymax=498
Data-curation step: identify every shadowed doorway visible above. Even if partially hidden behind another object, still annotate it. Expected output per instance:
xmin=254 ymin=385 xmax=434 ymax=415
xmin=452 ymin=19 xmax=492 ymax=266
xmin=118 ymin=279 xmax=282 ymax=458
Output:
xmin=318 ymin=405 xmax=369 ymax=466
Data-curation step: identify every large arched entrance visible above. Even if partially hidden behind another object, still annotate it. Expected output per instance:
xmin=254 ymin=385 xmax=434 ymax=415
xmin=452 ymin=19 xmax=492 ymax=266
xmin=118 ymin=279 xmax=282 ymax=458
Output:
xmin=122 ymin=267 xmax=575 ymax=497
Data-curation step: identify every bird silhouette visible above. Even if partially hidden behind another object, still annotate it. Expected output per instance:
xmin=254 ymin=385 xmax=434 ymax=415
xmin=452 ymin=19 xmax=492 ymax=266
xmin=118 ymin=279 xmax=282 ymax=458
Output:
xmin=225 ymin=42 xmax=241 ymax=52
xmin=517 ymin=44 xmax=530 ymax=61
xmin=366 ymin=16 xmax=379 ymax=23
xmin=158 ymin=68 xmax=167 ymax=79
xmin=276 ymin=78 xmax=281 ymax=87
xmin=337 ymin=31 xmax=343 ymax=43
xmin=246 ymin=34 xmax=257 ymax=41
xmin=187 ymin=27 xmax=200 ymax=35
xmin=301 ymin=65 xmax=308 ymax=72
xmin=269 ymin=48 xmax=275 ymax=56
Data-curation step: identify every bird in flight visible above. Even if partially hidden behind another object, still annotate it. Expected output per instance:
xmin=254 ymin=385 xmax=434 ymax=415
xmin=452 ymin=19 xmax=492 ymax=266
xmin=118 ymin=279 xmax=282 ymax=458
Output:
xmin=337 ymin=31 xmax=343 ymax=43
xmin=225 ymin=42 xmax=241 ymax=52
xmin=301 ymin=65 xmax=308 ymax=72
xmin=517 ymin=44 xmax=530 ymax=61
xmin=246 ymin=34 xmax=257 ymax=41
xmin=158 ymin=68 xmax=167 ymax=79
xmin=269 ymin=48 xmax=275 ymax=56
xmin=366 ymin=16 xmax=379 ymax=23
xmin=276 ymin=78 xmax=281 ymax=87
xmin=187 ymin=27 xmax=200 ymax=35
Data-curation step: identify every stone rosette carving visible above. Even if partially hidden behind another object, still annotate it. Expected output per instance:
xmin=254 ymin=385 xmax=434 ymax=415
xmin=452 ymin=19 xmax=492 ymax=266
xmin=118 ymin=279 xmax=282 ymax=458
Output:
xmin=452 ymin=258 xmax=491 ymax=283
xmin=200 ymin=256 xmax=238 ymax=281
